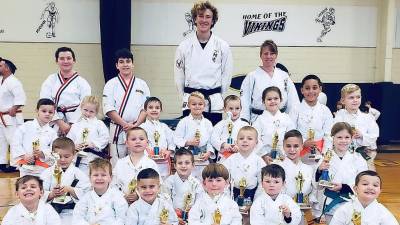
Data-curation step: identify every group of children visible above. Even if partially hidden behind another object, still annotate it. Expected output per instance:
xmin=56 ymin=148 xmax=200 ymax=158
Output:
xmin=2 ymin=70 xmax=398 ymax=225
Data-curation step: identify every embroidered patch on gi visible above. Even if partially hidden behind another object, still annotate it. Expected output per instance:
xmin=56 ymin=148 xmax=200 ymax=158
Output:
xmin=212 ymin=50 xmax=218 ymax=63
xmin=240 ymin=90 xmax=243 ymax=96
xmin=176 ymin=59 xmax=184 ymax=69
xmin=136 ymin=89 xmax=144 ymax=94
xmin=182 ymin=102 xmax=187 ymax=108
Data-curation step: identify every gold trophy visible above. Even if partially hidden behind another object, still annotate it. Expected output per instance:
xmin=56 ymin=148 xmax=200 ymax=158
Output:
xmin=159 ymin=207 xmax=169 ymax=223
xmin=307 ymin=128 xmax=317 ymax=159
xmin=53 ymin=165 xmax=66 ymax=202
xmin=152 ymin=131 xmax=163 ymax=159
xmin=227 ymin=121 xmax=233 ymax=144
xmin=78 ymin=128 xmax=90 ymax=157
xmin=128 ymin=178 xmax=137 ymax=194
xmin=318 ymin=149 xmax=334 ymax=188
xmin=82 ymin=128 xmax=89 ymax=144
xmin=31 ymin=139 xmax=40 ymax=165
xmin=237 ymin=178 xmax=247 ymax=207
xmin=181 ymin=193 xmax=192 ymax=221
xmin=193 ymin=129 xmax=202 ymax=160
xmin=213 ymin=208 xmax=222 ymax=225
xmin=295 ymin=171 xmax=311 ymax=209
xmin=351 ymin=209 xmax=361 ymax=225
xmin=270 ymin=131 xmax=280 ymax=161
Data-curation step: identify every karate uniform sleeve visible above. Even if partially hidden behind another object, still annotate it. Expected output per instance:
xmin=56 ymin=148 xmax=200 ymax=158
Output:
xmin=112 ymin=192 xmax=129 ymax=225
xmin=173 ymin=120 xmax=187 ymax=148
xmin=174 ymin=45 xmax=185 ymax=96
xmin=73 ymin=170 xmax=91 ymax=201
xmin=285 ymin=78 xmax=300 ymax=113
xmin=240 ymin=75 xmax=253 ymax=121
xmin=40 ymin=168 xmax=53 ymax=202
xmin=1 ymin=207 xmax=16 ymax=225
xmin=370 ymin=108 xmax=381 ymax=120
xmin=206 ymin=122 xmax=216 ymax=158
xmin=330 ymin=204 xmax=349 ymax=225
xmin=188 ymin=200 xmax=207 ymax=225
xmin=229 ymin=201 xmax=243 ymax=225
xmin=10 ymin=79 xmax=26 ymax=106
xmin=66 ymin=123 xmax=79 ymax=144
xmin=39 ymin=76 xmax=53 ymax=99
xmin=164 ymin=124 xmax=176 ymax=151
xmin=78 ymin=78 xmax=92 ymax=100
xmin=93 ymin=120 xmax=110 ymax=150
xmin=380 ymin=206 xmax=400 ymax=225
xmin=102 ymin=80 xmax=117 ymax=115
xmin=322 ymin=108 xmax=334 ymax=151
xmin=10 ymin=125 xmax=25 ymax=161
xmin=47 ymin=204 xmax=62 ymax=225
xmin=211 ymin=121 xmax=224 ymax=151
xmin=252 ymin=119 xmax=267 ymax=156
xmin=125 ymin=204 xmax=139 ymax=225
xmin=250 ymin=197 xmax=265 ymax=225
xmin=357 ymin=116 xmax=379 ymax=148
xmin=287 ymin=197 xmax=302 ymax=225
xmin=72 ymin=195 xmax=91 ymax=225
xmin=221 ymin=45 xmax=233 ymax=94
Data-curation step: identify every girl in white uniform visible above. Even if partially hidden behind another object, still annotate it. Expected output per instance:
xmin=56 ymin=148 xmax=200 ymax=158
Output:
xmin=240 ymin=40 xmax=299 ymax=123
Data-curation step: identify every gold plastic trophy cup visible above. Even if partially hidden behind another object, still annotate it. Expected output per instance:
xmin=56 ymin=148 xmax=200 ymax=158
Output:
xmin=213 ymin=208 xmax=222 ymax=225
xmin=159 ymin=207 xmax=169 ymax=223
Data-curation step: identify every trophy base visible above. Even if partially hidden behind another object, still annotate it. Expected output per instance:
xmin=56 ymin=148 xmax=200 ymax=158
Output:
xmin=318 ymin=180 xmax=334 ymax=188
xmin=53 ymin=195 xmax=72 ymax=204
xmin=239 ymin=205 xmax=250 ymax=215
xmin=298 ymin=202 xmax=312 ymax=210
xmin=151 ymin=155 xmax=166 ymax=161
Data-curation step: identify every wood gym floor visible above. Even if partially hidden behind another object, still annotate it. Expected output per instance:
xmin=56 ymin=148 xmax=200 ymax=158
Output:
xmin=0 ymin=153 xmax=399 ymax=222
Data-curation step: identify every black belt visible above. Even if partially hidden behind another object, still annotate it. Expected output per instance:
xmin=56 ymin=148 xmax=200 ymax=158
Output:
xmin=184 ymin=86 xmax=222 ymax=112
xmin=233 ymin=186 xmax=258 ymax=201
xmin=251 ymin=108 xmax=263 ymax=116
xmin=51 ymin=179 xmax=79 ymax=213
xmin=75 ymin=147 xmax=110 ymax=167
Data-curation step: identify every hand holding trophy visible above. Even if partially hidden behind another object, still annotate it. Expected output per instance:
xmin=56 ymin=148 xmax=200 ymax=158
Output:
xmin=213 ymin=208 xmax=222 ymax=225
xmin=318 ymin=149 xmax=334 ymax=188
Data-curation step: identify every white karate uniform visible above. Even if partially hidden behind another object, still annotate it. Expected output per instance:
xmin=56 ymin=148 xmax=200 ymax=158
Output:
xmin=112 ymin=155 xmax=159 ymax=193
xmin=188 ymin=193 xmax=242 ymax=225
xmin=174 ymin=32 xmax=233 ymax=112
xmin=103 ymin=75 xmax=150 ymax=165
xmin=0 ymin=74 xmax=26 ymax=164
xmin=40 ymin=164 xmax=91 ymax=225
xmin=368 ymin=107 xmax=381 ymax=120
xmin=240 ymin=67 xmax=300 ymax=122
xmin=318 ymin=92 xmax=327 ymax=105
xmin=11 ymin=119 xmax=57 ymax=175
xmin=162 ymin=173 xmax=203 ymax=210
xmin=330 ymin=199 xmax=399 ymax=225
xmin=67 ymin=117 xmax=109 ymax=174
xmin=253 ymin=110 xmax=295 ymax=157
xmin=1 ymin=201 xmax=61 ymax=225
xmin=40 ymin=73 xmax=91 ymax=123
xmin=334 ymin=109 xmax=379 ymax=149
xmin=250 ymin=192 xmax=302 ymax=225
xmin=72 ymin=187 xmax=128 ymax=225
xmin=125 ymin=197 xmax=179 ymax=225
xmin=313 ymin=151 xmax=368 ymax=216
xmin=140 ymin=119 xmax=176 ymax=151
xmin=222 ymin=151 xmax=265 ymax=198
xmin=211 ymin=118 xmax=248 ymax=160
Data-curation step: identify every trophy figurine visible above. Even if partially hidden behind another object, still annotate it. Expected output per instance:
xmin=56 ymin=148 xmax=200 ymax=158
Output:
xmin=270 ymin=132 xmax=280 ymax=160
xmin=307 ymin=128 xmax=317 ymax=159
xmin=53 ymin=165 xmax=66 ymax=202
xmin=159 ymin=207 xmax=169 ymax=223
xmin=295 ymin=171 xmax=311 ymax=209
xmin=181 ymin=193 xmax=192 ymax=222
xmin=227 ymin=121 xmax=233 ymax=144
xmin=153 ymin=130 xmax=161 ymax=158
xmin=31 ymin=139 xmax=40 ymax=165
xmin=82 ymin=128 xmax=89 ymax=144
xmin=237 ymin=178 xmax=247 ymax=207
xmin=78 ymin=128 xmax=90 ymax=157
xmin=128 ymin=179 xmax=137 ymax=194
xmin=318 ymin=149 xmax=334 ymax=188
xmin=193 ymin=129 xmax=201 ymax=157
xmin=351 ymin=209 xmax=361 ymax=225
xmin=213 ymin=208 xmax=222 ymax=225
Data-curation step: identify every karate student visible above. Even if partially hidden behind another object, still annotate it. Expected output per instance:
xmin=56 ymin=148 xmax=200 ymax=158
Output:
xmin=289 ymin=75 xmax=333 ymax=164
xmin=103 ymin=48 xmax=150 ymax=166
xmin=0 ymin=58 xmax=26 ymax=172
xmin=67 ymin=96 xmax=109 ymax=175
xmin=112 ymin=127 xmax=159 ymax=205
xmin=162 ymin=148 xmax=203 ymax=224
xmin=174 ymin=91 xmax=214 ymax=179
xmin=222 ymin=126 xmax=265 ymax=209
xmin=126 ymin=168 xmax=179 ymax=225
xmin=72 ymin=158 xmax=128 ymax=225
xmin=250 ymin=164 xmax=302 ymax=225
xmin=313 ymin=122 xmax=368 ymax=223
xmin=334 ymin=84 xmax=379 ymax=170
xmin=240 ymin=40 xmax=299 ymax=123
xmin=1 ymin=175 xmax=61 ymax=225
xmin=174 ymin=0 xmax=233 ymax=125
xmin=253 ymin=86 xmax=295 ymax=162
xmin=40 ymin=47 xmax=91 ymax=135
xmin=365 ymin=100 xmax=381 ymax=120
xmin=211 ymin=95 xmax=249 ymax=162
xmin=40 ymin=137 xmax=91 ymax=224
xmin=188 ymin=163 xmax=242 ymax=225
xmin=12 ymin=98 xmax=58 ymax=176
xmin=140 ymin=97 xmax=175 ymax=179
xmin=330 ymin=170 xmax=399 ymax=225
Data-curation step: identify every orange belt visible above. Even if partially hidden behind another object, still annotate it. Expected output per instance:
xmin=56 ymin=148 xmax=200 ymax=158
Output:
xmin=0 ymin=110 xmax=22 ymax=127
xmin=300 ymin=139 xmax=324 ymax=157
xmin=18 ymin=159 xmax=49 ymax=168
xmin=221 ymin=150 xmax=235 ymax=159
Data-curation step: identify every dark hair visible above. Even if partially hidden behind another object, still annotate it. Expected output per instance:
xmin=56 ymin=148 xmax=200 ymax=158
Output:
xmin=331 ymin=122 xmax=353 ymax=137
xmin=36 ymin=98 xmax=55 ymax=110
xmin=202 ymin=163 xmax=229 ymax=180
xmin=55 ymin=47 xmax=76 ymax=61
xmin=365 ymin=100 xmax=372 ymax=106
xmin=191 ymin=1 xmax=218 ymax=29
xmin=223 ymin=95 xmax=241 ymax=108
xmin=261 ymin=164 xmax=286 ymax=182
xmin=260 ymin=39 xmax=278 ymax=56
xmin=174 ymin=148 xmax=194 ymax=164
xmin=15 ymin=175 xmax=43 ymax=191
xmin=89 ymin=158 xmax=112 ymax=176
xmin=355 ymin=170 xmax=381 ymax=186
xmin=301 ymin=74 xmax=323 ymax=87
xmin=144 ymin=97 xmax=163 ymax=111
xmin=1 ymin=59 xmax=17 ymax=74
xmin=283 ymin=129 xmax=303 ymax=142
xmin=52 ymin=137 xmax=75 ymax=153
xmin=126 ymin=127 xmax=148 ymax=139
xmin=262 ymin=86 xmax=282 ymax=103
xmin=115 ymin=48 xmax=133 ymax=63
xmin=137 ymin=168 xmax=160 ymax=181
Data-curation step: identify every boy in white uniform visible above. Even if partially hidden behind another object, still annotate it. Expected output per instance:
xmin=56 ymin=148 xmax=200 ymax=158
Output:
xmin=334 ymin=84 xmax=379 ymax=170
xmin=67 ymin=96 xmax=109 ymax=175
xmin=290 ymin=75 xmax=333 ymax=165
xmin=72 ymin=158 xmax=128 ymax=225
xmin=112 ymin=127 xmax=159 ymax=205
xmin=330 ymin=170 xmax=399 ymax=225
xmin=1 ymin=175 xmax=61 ymax=225
xmin=211 ymin=95 xmax=248 ymax=162
xmin=12 ymin=99 xmax=58 ymax=176
xmin=126 ymin=168 xmax=179 ymax=225
xmin=40 ymin=137 xmax=91 ymax=225
xmin=250 ymin=164 xmax=302 ymax=225
xmin=174 ymin=1 xmax=233 ymax=125
xmin=0 ymin=58 xmax=26 ymax=172
xmin=40 ymin=47 xmax=91 ymax=135
xmin=240 ymin=40 xmax=299 ymax=123
xmin=103 ymin=48 xmax=150 ymax=166
xmin=188 ymin=163 xmax=242 ymax=225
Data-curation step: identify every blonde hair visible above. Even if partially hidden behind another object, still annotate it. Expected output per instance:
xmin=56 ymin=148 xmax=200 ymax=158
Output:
xmin=223 ymin=95 xmax=241 ymax=108
xmin=188 ymin=91 xmax=205 ymax=103
xmin=340 ymin=84 xmax=361 ymax=98
xmin=81 ymin=95 xmax=100 ymax=113
xmin=89 ymin=158 xmax=112 ymax=176
xmin=237 ymin=126 xmax=258 ymax=139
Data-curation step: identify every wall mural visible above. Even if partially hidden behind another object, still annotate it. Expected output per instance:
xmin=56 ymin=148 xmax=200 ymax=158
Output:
xmin=36 ymin=2 xmax=60 ymax=38
xmin=315 ymin=7 xmax=336 ymax=42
